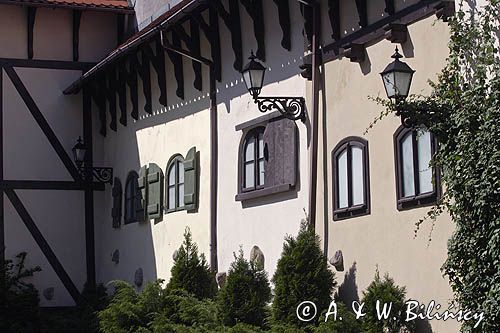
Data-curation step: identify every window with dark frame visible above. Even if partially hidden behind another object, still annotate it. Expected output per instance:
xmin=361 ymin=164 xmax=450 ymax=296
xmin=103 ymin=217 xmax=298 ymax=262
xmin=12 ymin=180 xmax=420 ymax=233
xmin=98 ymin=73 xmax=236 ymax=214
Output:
xmin=124 ymin=171 xmax=139 ymax=224
xmin=242 ymin=127 xmax=265 ymax=192
xmin=394 ymin=126 xmax=440 ymax=210
xmin=166 ymin=155 xmax=185 ymax=212
xmin=332 ymin=137 xmax=370 ymax=221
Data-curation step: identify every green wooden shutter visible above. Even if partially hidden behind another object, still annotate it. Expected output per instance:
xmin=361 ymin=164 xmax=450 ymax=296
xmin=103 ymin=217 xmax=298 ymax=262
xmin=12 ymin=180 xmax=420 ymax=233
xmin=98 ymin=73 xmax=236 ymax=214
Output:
xmin=146 ymin=163 xmax=164 ymax=220
xmin=183 ymin=147 xmax=198 ymax=211
xmin=111 ymin=177 xmax=122 ymax=228
xmin=136 ymin=165 xmax=148 ymax=222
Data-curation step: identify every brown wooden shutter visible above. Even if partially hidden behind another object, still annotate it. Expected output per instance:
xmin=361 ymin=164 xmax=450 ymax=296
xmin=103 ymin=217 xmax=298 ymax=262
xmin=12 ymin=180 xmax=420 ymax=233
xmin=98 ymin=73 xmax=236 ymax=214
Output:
xmin=111 ymin=177 xmax=122 ymax=228
xmin=263 ymin=118 xmax=297 ymax=188
xmin=146 ymin=163 xmax=164 ymax=220
xmin=184 ymin=147 xmax=198 ymax=211
xmin=136 ymin=165 xmax=147 ymax=222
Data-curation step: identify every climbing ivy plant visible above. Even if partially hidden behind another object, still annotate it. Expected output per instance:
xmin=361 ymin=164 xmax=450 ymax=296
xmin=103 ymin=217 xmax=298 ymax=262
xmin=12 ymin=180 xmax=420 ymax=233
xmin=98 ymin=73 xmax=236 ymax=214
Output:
xmin=371 ymin=1 xmax=499 ymax=331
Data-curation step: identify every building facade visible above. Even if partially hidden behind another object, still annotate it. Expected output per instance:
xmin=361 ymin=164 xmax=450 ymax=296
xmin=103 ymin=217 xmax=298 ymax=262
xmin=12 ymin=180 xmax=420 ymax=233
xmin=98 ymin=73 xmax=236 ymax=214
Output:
xmin=0 ymin=0 xmax=460 ymax=331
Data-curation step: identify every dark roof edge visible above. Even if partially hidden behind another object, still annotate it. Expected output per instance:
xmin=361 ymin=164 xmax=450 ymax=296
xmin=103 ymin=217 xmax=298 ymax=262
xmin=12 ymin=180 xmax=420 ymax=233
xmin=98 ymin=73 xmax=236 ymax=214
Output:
xmin=0 ymin=0 xmax=135 ymax=14
xmin=64 ymin=0 xmax=202 ymax=95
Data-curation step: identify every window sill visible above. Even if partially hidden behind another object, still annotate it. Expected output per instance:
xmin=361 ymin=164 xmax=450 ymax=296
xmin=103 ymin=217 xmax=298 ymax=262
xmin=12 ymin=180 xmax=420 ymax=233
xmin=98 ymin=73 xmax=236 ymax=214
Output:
xmin=397 ymin=192 xmax=437 ymax=211
xmin=235 ymin=184 xmax=292 ymax=201
xmin=333 ymin=204 xmax=370 ymax=221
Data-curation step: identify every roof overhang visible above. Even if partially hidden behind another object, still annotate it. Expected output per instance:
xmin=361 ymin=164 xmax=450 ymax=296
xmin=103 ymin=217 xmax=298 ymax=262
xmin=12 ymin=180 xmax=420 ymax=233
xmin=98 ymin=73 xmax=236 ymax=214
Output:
xmin=64 ymin=0 xmax=206 ymax=95
xmin=0 ymin=0 xmax=135 ymax=14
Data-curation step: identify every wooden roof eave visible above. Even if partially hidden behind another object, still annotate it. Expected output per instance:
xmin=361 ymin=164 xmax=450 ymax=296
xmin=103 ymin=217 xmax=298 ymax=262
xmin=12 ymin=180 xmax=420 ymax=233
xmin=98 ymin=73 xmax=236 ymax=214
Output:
xmin=64 ymin=0 xmax=205 ymax=95
xmin=0 ymin=0 xmax=135 ymax=14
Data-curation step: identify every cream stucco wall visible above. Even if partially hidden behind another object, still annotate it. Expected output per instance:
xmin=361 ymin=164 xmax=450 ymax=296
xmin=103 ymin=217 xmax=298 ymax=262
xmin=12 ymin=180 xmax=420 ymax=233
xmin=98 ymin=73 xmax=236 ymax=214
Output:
xmin=315 ymin=14 xmax=460 ymax=332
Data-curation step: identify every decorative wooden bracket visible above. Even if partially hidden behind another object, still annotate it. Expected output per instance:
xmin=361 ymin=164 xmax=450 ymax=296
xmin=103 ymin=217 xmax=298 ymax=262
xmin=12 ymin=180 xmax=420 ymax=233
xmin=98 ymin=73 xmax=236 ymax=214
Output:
xmin=328 ymin=0 xmax=341 ymax=41
xmin=272 ymin=0 xmax=291 ymax=51
xmin=192 ymin=9 xmax=222 ymax=82
xmin=435 ymin=1 xmax=455 ymax=22
xmin=354 ymin=0 xmax=368 ymax=28
xmin=240 ymin=0 xmax=266 ymax=61
xmin=300 ymin=2 xmax=314 ymax=47
xmin=210 ymin=0 xmax=243 ymax=71
xmin=90 ymin=79 xmax=107 ymax=137
xmin=142 ymin=42 xmax=168 ymax=106
xmin=171 ymin=24 xmax=203 ymax=91
xmin=125 ymin=57 xmax=139 ymax=120
xmin=384 ymin=0 xmax=395 ymax=16
xmin=384 ymin=23 xmax=408 ymax=43
xmin=73 ymin=11 xmax=82 ymax=61
xmin=105 ymin=69 xmax=118 ymax=131
xmin=343 ymin=43 xmax=365 ymax=63
xmin=27 ymin=7 xmax=37 ymax=59
xmin=165 ymin=31 xmax=185 ymax=99
xmin=117 ymin=61 xmax=127 ymax=126
xmin=136 ymin=49 xmax=152 ymax=114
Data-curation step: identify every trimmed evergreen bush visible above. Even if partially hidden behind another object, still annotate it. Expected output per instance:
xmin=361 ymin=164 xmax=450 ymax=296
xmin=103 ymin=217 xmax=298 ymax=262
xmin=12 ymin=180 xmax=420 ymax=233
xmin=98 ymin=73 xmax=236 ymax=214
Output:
xmin=217 ymin=250 xmax=271 ymax=328
xmin=167 ymin=228 xmax=218 ymax=300
xmin=272 ymin=221 xmax=336 ymax=327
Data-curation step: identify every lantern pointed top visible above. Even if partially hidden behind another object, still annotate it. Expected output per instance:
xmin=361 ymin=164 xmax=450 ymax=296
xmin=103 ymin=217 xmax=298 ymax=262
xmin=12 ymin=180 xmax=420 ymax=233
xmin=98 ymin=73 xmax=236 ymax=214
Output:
xmin=392 ymin=47 xmax=403 ymax=60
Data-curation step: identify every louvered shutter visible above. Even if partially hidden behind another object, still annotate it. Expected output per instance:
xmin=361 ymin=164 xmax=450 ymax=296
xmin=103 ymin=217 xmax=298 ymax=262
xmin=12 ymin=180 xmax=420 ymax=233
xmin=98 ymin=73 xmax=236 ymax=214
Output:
xmin=146 ymin=163 xmax=164 ymax=220
xmin=183 ymin=147 xmax=198 ymax=211
xmin=263 ymin=118 xmax=297 ymax=188
xmin=136 ymin=165 xmax=147 ymax=222
xmin=111 ymin=177 xmax=122 ymax=228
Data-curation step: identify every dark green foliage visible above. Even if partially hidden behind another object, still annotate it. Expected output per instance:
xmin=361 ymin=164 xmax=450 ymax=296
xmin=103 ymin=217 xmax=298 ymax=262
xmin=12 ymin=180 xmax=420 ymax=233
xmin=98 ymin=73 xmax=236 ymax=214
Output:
xmin=167 ymin=228 xmax=218 ymax=300
xmin=0 ymin=252 xmax=41 ymax=333
xmin=272 ymin=222 xmax=336 ymax=327
xmin=217 ymin=251 xmax=271 ymax=327
xmin=314 ymin=302 xmax=361 ymax=333
xmin=360 ymin=270 xmax=414 ymax=333
xmin=371 ymin=1 xmax=500 ymax=331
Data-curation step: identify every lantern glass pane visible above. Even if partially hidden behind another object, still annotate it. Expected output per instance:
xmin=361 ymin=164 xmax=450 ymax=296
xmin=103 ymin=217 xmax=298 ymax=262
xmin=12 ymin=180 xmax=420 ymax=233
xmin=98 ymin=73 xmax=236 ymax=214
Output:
xmin=395 ymin=71 xmax=413 ymax=97
xmin=243 ymin=71 xmax=251 ymax=90
xmin=250 ymin=68 xmax=265 ymax=90
xmin=382 ymin=72 xmax=396 ymax=99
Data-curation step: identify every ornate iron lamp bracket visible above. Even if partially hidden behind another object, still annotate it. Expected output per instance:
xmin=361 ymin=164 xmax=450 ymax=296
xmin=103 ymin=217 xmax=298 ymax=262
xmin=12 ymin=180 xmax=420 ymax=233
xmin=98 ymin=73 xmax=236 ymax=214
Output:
xmin=255 ymin=97 xmax=306 ymax=122
xmin=78 ymin=166 xmax=113 ymax=184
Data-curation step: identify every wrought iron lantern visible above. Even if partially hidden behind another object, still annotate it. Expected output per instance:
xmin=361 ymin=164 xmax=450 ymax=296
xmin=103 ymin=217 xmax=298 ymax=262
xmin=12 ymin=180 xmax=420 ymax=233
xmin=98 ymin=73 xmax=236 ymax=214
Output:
xmin=380 ymin=47 xmax=415 ymax=101
xmin=72 ymin=137 xmax=113 ymax=184
xmin=241 ymin=52 xmax=306 ymax=122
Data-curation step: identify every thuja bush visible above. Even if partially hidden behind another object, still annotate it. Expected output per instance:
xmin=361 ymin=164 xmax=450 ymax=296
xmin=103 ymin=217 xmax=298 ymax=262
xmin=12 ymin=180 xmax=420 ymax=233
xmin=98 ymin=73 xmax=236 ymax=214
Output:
xmin=272 ymin=221 xmax=336 ymax=327
xmin=370 ymin=1 xmax=500 ymax=331
xmin=360 ymin=270 xmax=415 ymax=333
xmin=167 ymin=228 xmax=218 ymax=300
xmin=0 ymin=252 xmax=41 ymax=333
xmin=217 ymin=250 xmax=271 ymax=327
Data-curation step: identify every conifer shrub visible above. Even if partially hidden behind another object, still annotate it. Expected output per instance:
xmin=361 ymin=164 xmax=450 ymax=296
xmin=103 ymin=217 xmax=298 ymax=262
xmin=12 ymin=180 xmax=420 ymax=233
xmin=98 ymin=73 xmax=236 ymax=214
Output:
xmin=167 ymin=228 xmax=218 ymax=300
xmin=361 ymin=270 xmax=415 ymax=333
xmin=217 ymin=250 xmax=271 ymax=327
xmin=272 ymin=222 xmax=336 ymax=327
xmin=314 ymin=301 xmax=361 ymax=333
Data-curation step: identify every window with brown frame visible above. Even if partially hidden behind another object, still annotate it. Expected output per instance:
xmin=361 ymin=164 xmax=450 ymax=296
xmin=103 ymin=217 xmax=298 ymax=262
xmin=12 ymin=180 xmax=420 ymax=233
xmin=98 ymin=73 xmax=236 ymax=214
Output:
xmin=124 ymin=171 xmax=141 ymax=224
xmin=332 ymin=137 xmax=370 ymax=221
xmin=166 ymin=155 xmax=185 ymax=213
xmin=242 ymin=127 xmax=265 ymax=192
xmin=394 ymin=126 xmax=440 ymax=210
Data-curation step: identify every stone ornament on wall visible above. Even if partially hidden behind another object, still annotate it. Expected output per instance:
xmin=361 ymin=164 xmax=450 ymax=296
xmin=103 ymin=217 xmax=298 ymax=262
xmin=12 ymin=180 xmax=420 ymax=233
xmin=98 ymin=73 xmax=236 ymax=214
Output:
xmin=112 ymin=249 xmax=120 ymax=264
xmin=250 ymin=245 xmax=265 ymax=271
xmin=216 ymin=272 xmax=227 ymax=289
xmin=329 ymin=250 xmax=344 ymax=272
xmin=135 ymin=268 xmax=144 ymax=287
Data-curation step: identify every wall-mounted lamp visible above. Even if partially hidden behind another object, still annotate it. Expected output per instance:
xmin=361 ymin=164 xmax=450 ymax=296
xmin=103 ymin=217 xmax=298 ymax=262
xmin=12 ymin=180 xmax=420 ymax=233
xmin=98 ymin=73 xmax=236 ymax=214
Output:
xmin=72 ymin=137 xmax=113 ymax=184
xmin=380 ymin=47 xmax=415 ymax=101
xmin=241 ymin=52 xmax=306 ymax=122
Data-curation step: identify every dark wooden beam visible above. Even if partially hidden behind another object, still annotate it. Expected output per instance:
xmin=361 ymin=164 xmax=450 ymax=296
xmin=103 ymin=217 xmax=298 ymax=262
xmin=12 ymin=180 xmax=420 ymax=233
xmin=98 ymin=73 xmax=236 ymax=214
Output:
xmin=300 ymin=2 xmax=313 ymax=47
xmin=171 ymin=24 xmax=203 ymax=91
xmin=72 ymin=11 xmax=82 ymax=61
xmin=384 ymin=23 xmax=408 ymax=43
xmin=0 ymin=58 xmax=95 ymax=71
xmin=355 ymin=0 xmax=368 ymax=28
xmin=142 ymin=42 xmax=168 ymax=106
xmin=210 ymin=0 xmax=243 ymax=71
xmin=343 ymin=43 xmax=365 ymax=63
xmin=89 ymin=79 xmax=107 ymax=136
xmin=166 ymin=32 xmax=185 ymax=99
xmin=4 ymin=189 xmax=81 ymax=303
xmin=328 ymin=0 xmax=341 ymax=41
xmin=240 ymin=0 xmax=266 ymax=61
xmin=117 ymin=14 xmax=125 ymax=45
xmin=27 ymin=7 xmax=37 ymax=59
xmin=209 ymin=7 xmax=222 ymax=82
xmin=4 ymin=66 xmax=82 ymax=179
xmin=117 ymin=61 xmax=127 ymax=126
xmin=385 ymin=0 xmax=395 ymax=16
xmin=0 ymin=67 xmax=3 ymax=263
xmin=272 ymin=0 xmax=291 ymax=51
xmin=106 ymin=69 xmax=117 ymax=131
xmin=136 ymin=50 xmax=152 ymax=114
xmin=126 ymin=56 xmax=139 ymax=120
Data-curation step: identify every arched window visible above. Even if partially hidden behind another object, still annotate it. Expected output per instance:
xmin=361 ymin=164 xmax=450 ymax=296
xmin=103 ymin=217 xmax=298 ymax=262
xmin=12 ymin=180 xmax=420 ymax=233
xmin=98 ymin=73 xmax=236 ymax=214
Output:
xmin=332 ymin=137 xmax=370 ymax=220
xmin=124 ymin=171 xmax=140 ymax=224
xmin=394 ymin=126 xmax=439 ymax=210
xmin=166 ymin=155 xmax=185 ymax=212
xmin=242 ymin=127 xmax=265 ymax=191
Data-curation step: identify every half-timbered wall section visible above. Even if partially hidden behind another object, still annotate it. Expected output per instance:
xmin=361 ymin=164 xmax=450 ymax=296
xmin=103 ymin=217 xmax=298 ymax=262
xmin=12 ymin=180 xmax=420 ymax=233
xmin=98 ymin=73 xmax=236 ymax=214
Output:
xmin=0 ymin=2 xmax=130 ymax=306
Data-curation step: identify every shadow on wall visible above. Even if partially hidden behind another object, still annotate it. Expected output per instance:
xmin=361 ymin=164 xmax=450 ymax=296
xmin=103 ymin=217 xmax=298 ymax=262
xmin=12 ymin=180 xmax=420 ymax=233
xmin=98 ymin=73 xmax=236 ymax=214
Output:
xmin=336 ymin=261 xmax=360 ymax=306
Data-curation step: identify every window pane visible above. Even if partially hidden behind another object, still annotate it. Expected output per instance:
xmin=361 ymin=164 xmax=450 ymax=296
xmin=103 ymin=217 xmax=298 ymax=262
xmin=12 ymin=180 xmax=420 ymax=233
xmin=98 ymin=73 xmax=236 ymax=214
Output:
xmin=178 ymin=161 xmax=184 ymax=184
xmin=126 ymin=199 xmax=134 ymax=219
xmin=245 ymin=136 xmax=255 ymax=162
xmin=245 ymin=162 xmax=255 ymax=188
xmin=402 ymin=133 xmax=415 ymax=197
xmin=417 ymin=130 xmax=433 ymax=194
xmin=337 ymin=150 xmax=348 ymax=209
xmin=258 ymin=159 xmax=264 ymax=186
xmin=258 ymin=132 xmax=264 ymax=159
xmin=179 ymin=184 xmax=185 ymax=207
xmin=168 ymin=164 xmax=176 ymax=186
xmin=351 ymin=147 xmax=364 ymax=206
xmin=168 ymin=186 xmax=176 ymax=210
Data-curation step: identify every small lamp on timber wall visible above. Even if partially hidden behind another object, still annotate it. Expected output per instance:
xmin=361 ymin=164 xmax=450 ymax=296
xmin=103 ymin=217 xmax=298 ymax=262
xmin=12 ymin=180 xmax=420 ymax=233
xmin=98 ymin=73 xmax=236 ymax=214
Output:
xmin=380 ymin=48 xmax=415 ymax=126
xmin=241 ymin=51 xmax=306 ymax=122
xmin=72 ymin=136 xmax=113 ymax=184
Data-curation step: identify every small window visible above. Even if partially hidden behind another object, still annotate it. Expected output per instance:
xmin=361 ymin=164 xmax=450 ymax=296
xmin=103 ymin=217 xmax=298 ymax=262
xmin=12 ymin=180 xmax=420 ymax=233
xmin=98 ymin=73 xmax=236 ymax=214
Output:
xmin=394 ymin=126 xmax=439 ymax=210
xmin=124 ymin=171 xmax=140 ymax=224
xmin=332 ymin=137 xmax=370 ymax=220
xmin=242 ymin=127 xmax=265 ymax=191
xmin=166 ymin=155 xmax=185 ymax=212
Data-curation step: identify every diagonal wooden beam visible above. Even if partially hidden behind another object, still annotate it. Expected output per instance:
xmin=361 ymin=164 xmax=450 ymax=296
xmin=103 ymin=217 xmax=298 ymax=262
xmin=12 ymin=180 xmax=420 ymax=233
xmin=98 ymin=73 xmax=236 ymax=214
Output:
xmin=272 ymin=0 xmax=291 ymax=51
xmin=3 ymin=66 xmax=81 ymax=180
xmin=240 ymin=0 xmax=266 ymax=61
xmin=4 ymin=189 xmax=81 ymax=303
